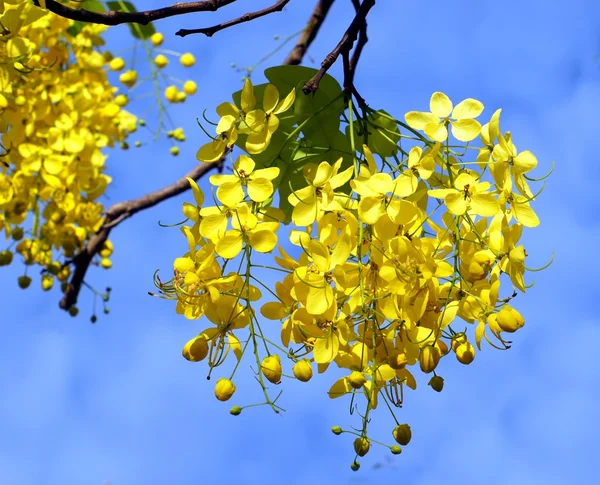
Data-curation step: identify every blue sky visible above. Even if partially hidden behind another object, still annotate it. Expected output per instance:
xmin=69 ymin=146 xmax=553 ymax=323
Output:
xmin=1 ymin=0 xmax=599 ymax=483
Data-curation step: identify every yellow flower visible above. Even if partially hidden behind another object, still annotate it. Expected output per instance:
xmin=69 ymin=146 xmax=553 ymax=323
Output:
xmin=215 ymin=207 xmax=279 ymax=259
xmin=245 ymin=84 xmax=296 ymax=154
xmin=405 ymin=92 xmax=484 ymax=142
xmin=428 ymin=172 xmax=499 ymax=217
xmin=288 ymin=158 xmax=353 ymax=226
xmin=209 ymin=155 xmax=279 ymax=205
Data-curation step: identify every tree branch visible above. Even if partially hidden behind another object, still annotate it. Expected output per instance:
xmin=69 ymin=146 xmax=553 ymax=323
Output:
xmin=284 ymin=0 xmax=335 ymax=65
xmin=176 ymin=0 xmax=292 ymax=38
xmin=59 ymin=160 xmax=222 ymax=310
xmin=41 ymin=0 xmax=238 ymax=26
xmin=302 ymin=0 xmax=375 ymax=95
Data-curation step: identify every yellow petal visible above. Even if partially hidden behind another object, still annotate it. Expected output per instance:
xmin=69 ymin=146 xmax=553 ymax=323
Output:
xmin=445 ymin=192 xmax=467 ymax=215
xmin=275 ymin=87 xmax=296 ymax=114
xmin=451 ymin=119 xmax=482 ymax=142
xmin=430 ymin=92 xmax=453 ymax=118
xmin=424 ymin=121 xmax=448 ymax=142
xmin=247 ymin=178 xmax=273 ymax=202
xmin=248 ymin=229 xmax=277 ymax=253
xmin=328 ymin=377 xmax=352 ymax=398
xmin=217 ymin=182 xmax=245 ymax=206
xmin=314 ymin=332 xmax=340 ymax=364
xmin=263 ymin=84 xmax=280 ymax=113
xmin=216 ymin=232 xmax=243 ymax=259
xmin=451 ymin=98 xmax=484 ymax=119
xmin=405 ymin=111 xmax=439 ymax=130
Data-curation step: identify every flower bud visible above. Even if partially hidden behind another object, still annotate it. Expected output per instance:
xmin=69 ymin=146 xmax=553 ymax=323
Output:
xmin=154 ymin=54 xmax=168 ymax=68
xmin=350 ymin=461 xmax=360 ymax=472
xmin=353 ymin=437 xmax=370 ymax=457
xmin=0 ymin=250 xmax=13 ymax=266
xmin=261 ymin=354 xmax=282 ymax=384
xmin=392 ymin=424 xmax=412 ymax=445
xmin=11 ymin=227 xmax=24 ymax=240
xmin=109 ymin=57 xmax=125 ymax=71
xmin=229 ymin=405 xmax=242 ymax=416
xmin=428 ymin=375 xmax=444 ymax=392
xmin=150 ymin=32 xmax=164 ymax=47
xmin=435 ymin=339 xmax=449 ymax=355
xmin=182 ymin=336 xmax=209 ymax=362
xmin=165 ymin=85 xmax=178 ymax=103
xmin=390 ymin=445 xmax=402 ymax=455
xmin=119 ymin=70 xmax=138 ymax=88
xmin=47 ymin=261 xmax=61 ymax=275
xmin=183 ymin=80 xmax=197 ymax=95
xmin=496 ymin=306 xmax=525 ymax=333
xmin=170 ymin=146 xmax=180 ymax=156
xmin=180 ymin=52 xmax=196 ymax=67
xmin=455 ymin=342 xmax=475 ymax=365
xmin=331 ymin=426 xmax=342 ymax=435
xmin=214 ymin=378 xmax=236 ymax=402
xmin=293 ymin=359 xmax=313 ymax=382
xmin=451 ymin=333 xmax=467 ymax=352
xmin=348 ymin=371 xmax=367 ymax=389
xmin=18 ymin=275 xmax=31 ymax=289
xmin=68 ymin=306 xmax=79 ymax=317
xmin=419 ymin=345 xmax=440 ymax=373
xmin=41 ymin=274 xmax=54 ymax=291
xmin=100 ymin=258 xmax=112 ymax=269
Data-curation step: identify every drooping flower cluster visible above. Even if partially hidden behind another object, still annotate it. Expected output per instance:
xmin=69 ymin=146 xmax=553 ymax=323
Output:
xmin=155 ymin=69 xmax=550 ymax=467
xmin=0 ymin=1 xmax=197 ymax=314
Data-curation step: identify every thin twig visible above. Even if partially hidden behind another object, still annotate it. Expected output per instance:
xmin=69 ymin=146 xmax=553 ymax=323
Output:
xmin=302 ymin=0 xmax=375 ymax=95
xmin=59 ymin=160 xmax=222 ymax=310
xmin=284 ymin=0 xmax=335 ymax=65
xmin=41 ymin=0 xmax=238 ymax=26
xmin=176 ymin=0 xmax=292 ymax=37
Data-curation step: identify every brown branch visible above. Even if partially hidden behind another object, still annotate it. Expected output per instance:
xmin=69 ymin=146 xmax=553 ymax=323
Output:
xmin=302 ymin=0 xmax=375 ymax=95
xmin=42 ymin=0 xmax=238 ymax=26
xmin=59 ymin=160 xmax=222 ymax=310
xmin=176 ymin=0 xmax=292 ymax=37
xmin=284 ymin=0 xmax=335 ymax=65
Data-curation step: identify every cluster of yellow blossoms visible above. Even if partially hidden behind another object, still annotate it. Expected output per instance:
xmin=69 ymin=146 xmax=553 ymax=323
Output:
xmin=156 ymin=70 xmax=549 ymax=467
xmin=0 ymin=0 xmax=136 ymax=296
xmin=0 ymin=1 xmax=195 ymax=311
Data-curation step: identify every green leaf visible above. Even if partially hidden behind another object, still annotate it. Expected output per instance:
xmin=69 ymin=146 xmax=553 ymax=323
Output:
xmin=349 ymin=109 xmax=401 ymax=157
xmin=66 ymin=0 xmax=106 ymax=37
xmin=106 ymin=1 xmax=156 ymax=40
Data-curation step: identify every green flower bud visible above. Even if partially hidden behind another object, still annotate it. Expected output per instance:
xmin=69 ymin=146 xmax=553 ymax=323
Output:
xmin=331 ymin=426 xmax=342 ymax=435
xmin=350 ymin=461 xmax=360 ymax=472
xmin=229 ymin=405 xmax=242 ymax=416
xmin=0 ymin=250 xmax=13 ymax=266
xmin=392 ymin=424 xmax=412 ymax=446
xmin=390 ymin=445 xmax=402 ymax=455
xmin=11 ymin=227 xmax=24 ymax=241
xmin=68 ymin=306 xmax=79 ymax=317
xmin=353 ymin=437 xmax=370 ymax=457
xmin=47 ymin=261 xmax=61 ymax=275
xmin=428 ymin=375 xmax=444 ymax=392
xmin=18 ymin=275 xmax=31 ymax=289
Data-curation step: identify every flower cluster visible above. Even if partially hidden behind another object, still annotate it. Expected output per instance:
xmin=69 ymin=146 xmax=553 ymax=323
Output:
xmin=156 ymin=73 xmax=549 ymax=466
xmin=0 ymin=1 xmax=196 ymax=315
